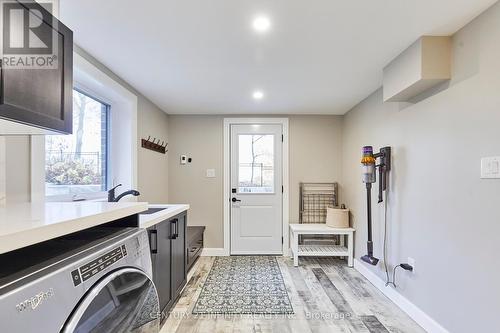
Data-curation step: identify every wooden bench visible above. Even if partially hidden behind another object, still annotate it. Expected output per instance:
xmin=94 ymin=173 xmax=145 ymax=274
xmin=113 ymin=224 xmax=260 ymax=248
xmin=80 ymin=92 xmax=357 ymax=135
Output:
xmin=187 ymin=226 xmax=205 ymax=271
xmin=289 ymin=224 xmax=355 ymax=267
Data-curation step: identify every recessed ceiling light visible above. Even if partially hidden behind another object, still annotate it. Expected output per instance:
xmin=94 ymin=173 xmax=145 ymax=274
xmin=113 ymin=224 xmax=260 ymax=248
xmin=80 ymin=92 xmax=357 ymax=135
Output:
xmin=253 ymin=90 xmax=264 ymax=100
xmin=252 ymin=16 xmax=271 ymax=33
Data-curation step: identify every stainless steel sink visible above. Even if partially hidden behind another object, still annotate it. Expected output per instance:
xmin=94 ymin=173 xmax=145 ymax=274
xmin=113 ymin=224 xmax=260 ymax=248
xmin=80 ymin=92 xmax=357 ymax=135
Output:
xmin=140 ymin=207 xmax=168 ymax=215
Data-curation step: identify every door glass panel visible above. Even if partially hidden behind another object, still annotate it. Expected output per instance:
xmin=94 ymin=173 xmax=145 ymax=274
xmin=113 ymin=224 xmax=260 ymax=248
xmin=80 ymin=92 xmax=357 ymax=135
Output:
xmin=238 ymin=134 xmax=274 ymax=193
xmin=68 ymin=271 xmax=159 ymax=333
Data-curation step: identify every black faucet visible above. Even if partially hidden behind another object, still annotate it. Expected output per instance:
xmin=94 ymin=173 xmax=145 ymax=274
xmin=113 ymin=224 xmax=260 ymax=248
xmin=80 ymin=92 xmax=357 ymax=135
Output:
xmin=108 ymin=184 xmax=140 ymax=202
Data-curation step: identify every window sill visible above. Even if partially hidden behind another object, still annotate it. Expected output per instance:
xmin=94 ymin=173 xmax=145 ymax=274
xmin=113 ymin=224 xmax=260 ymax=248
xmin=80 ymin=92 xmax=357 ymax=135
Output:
xmin=46 ymin=192 xmax=108 ymax=202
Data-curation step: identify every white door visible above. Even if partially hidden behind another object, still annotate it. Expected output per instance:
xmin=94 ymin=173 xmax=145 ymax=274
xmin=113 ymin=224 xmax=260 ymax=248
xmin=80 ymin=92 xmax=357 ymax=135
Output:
xmin=230 ymin=124 xmax=283 ymax=255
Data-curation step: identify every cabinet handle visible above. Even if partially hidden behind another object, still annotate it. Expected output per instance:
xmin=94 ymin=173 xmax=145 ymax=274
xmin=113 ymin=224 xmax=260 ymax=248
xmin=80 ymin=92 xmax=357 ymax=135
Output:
xmin=149 ymin=230 xmax=158 ymax=254
xmin=170 ymin=219 xmax=178 ymax=239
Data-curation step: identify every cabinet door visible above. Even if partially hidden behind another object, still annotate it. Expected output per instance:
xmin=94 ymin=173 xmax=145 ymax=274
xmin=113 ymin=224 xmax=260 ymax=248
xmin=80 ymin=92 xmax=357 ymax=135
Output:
xmin=155 ymin=221 xmax=172 ymax=313
xmin=0 ymin=1 xmax=73 ymax=134
xmin=170 ymin=213 xmax=187 ymax=298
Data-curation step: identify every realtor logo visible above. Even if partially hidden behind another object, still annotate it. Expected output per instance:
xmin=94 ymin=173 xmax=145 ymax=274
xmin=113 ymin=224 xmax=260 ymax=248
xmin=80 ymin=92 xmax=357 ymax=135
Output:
xmin=1 ymin=0 xmax=58 ymax=69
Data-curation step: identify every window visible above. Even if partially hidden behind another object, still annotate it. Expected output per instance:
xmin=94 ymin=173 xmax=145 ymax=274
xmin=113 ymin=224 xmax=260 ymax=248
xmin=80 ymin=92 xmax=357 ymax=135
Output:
xmin=45 ymin=89 xmax=109 ymax=197
xmin=238 ymin=134 xmax=274 ymax=193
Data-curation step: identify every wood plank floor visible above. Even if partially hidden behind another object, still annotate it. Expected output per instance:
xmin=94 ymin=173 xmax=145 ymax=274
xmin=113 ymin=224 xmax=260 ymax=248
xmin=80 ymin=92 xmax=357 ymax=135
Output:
xmin=160 ymin=257 xmax=425 ymax=333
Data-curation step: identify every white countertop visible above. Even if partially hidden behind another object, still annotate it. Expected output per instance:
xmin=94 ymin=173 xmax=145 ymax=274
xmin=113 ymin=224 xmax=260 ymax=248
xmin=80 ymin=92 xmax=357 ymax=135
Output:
xmin=139 ymin=204 xmax=190 ymax=229
xmin=0 ymin=201 xmax=148 ymax=254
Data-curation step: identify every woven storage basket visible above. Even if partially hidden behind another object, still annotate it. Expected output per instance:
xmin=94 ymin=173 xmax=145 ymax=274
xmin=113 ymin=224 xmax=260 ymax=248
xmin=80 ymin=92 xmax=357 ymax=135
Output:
xmin=326 ymin=207 xmax=350 ymax=228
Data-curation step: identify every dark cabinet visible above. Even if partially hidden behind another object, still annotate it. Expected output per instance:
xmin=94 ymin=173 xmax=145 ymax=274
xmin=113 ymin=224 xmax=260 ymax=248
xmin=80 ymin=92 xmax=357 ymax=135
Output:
xmin=147 ymin=211 xmax=187 ymax=318
xmin=0 ymin=0 xmax=73 ymax=134
xmin=150 ymin=220 xmax=172 ymax=312
xmin=170 ymin=214 xmax=187 ymax=298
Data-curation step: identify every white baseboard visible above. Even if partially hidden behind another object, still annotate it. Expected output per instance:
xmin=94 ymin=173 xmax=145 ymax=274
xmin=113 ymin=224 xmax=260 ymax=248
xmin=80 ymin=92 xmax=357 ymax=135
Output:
xmin=354 ymin=259 xmax=448 ymax=333
xmin=201 ymin=248 xmax=290 ymax=257
xmin=201 ymin=248 xmax=228 ymax=256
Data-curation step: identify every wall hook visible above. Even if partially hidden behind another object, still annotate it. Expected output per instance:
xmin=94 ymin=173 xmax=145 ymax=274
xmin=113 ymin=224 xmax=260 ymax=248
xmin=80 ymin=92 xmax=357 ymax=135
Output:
xmin=141 ymin=136 xmax=168 ymax=154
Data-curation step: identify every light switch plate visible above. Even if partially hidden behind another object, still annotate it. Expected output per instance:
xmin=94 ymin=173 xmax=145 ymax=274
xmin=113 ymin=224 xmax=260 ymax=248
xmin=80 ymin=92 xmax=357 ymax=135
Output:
xmin=206 ymin=169 xmax=216 ymax=178
xmin=481 ymin=156 xmax=500 ymax=179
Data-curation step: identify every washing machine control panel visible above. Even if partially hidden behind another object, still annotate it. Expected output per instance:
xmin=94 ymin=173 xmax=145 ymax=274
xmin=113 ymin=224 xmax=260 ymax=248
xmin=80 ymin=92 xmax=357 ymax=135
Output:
xmin=71 ymin=245 xmax=127 ymax=286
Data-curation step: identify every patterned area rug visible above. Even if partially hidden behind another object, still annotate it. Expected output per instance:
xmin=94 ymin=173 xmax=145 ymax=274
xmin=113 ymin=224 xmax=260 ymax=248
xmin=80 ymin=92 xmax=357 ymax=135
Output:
xmin=192 ymin=256 xmax=294 ymax=314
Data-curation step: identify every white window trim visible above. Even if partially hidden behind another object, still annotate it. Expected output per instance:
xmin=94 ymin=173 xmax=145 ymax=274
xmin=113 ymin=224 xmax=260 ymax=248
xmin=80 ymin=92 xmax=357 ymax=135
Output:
xmin=223 ymin=118 xmax=290 ymax=257
xmin=33 ymin=51 xmax=138 ymax=202
xmin=0 ymin=137 xmax=6 ymax=205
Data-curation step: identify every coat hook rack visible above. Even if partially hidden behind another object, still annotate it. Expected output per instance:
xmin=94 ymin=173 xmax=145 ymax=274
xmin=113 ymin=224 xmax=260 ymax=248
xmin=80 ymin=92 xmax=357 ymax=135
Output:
xmin=141 ymin=136 xmax=168 ymax=154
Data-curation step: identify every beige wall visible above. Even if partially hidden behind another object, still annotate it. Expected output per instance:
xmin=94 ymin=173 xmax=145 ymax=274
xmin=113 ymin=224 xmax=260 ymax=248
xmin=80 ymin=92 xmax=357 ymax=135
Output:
xmin=168 ymin=115 xmax=343 ymax=248
xmin=341 ymin=3 xmax=500 ymax=332
xmin=289 ymin=116 xmax=343 ymax=223
xmin=168 ymin=116 xmax=224 ymax=248
xmin=137 ymin=97 xmax=169 ymax=203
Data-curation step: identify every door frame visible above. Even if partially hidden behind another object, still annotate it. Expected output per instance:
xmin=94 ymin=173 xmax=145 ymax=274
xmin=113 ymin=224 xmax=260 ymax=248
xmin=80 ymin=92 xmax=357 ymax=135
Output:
xmin=223 ymin=118 xmax=289 ymax=257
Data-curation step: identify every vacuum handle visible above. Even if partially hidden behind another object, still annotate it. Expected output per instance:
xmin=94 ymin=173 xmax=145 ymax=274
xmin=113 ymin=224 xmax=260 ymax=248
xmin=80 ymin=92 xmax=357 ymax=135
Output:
xmin=366 ymin=183 xmax=373 ymax=243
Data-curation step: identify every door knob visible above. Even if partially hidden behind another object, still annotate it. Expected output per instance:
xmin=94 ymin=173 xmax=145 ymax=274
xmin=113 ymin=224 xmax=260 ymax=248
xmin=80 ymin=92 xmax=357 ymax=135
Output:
xmin=231 ymin=197 xmax=241 ymax=202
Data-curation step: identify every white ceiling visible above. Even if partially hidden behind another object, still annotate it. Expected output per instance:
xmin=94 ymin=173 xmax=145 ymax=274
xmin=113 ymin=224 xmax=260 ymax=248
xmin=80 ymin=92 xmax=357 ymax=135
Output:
xmin=60 ymin=0 xmax=497 ymax=115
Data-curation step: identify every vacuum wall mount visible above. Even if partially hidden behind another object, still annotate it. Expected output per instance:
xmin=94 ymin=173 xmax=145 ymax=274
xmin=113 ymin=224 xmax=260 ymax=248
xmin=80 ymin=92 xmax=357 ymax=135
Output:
xmin=360 ymin=146 xmax=391 ymax=266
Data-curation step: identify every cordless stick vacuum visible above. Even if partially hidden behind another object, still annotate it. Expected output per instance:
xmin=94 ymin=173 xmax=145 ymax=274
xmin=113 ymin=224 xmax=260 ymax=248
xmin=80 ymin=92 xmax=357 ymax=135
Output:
xmin=360 ymin=146 xmax=391 ymax=266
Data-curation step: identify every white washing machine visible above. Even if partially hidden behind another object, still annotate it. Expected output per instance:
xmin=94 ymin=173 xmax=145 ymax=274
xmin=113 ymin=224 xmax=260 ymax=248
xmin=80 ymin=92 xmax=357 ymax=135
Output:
xmin=0 ymin=227 xmax=160 ymax=333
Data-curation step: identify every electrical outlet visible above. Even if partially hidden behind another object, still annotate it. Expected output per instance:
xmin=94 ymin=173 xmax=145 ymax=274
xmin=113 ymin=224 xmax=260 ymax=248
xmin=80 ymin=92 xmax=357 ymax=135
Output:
xmin=407 ymin=257 xmax=416 ymax=273
xmin=481 ymin=156 xmax=500 ymax=179
xmin=206 ymin=169 xmax=216 ymax=178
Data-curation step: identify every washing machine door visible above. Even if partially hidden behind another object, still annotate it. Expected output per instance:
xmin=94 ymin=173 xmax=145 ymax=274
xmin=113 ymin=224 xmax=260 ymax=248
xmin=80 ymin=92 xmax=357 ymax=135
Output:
xmin=62 ymin=268 xmax=160 ymax=333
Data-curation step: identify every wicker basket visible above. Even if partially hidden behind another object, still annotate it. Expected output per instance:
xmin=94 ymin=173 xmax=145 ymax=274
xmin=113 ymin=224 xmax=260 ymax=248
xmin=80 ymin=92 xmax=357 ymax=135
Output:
xmin=326 ymin=207 xmax=350 ymax=228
